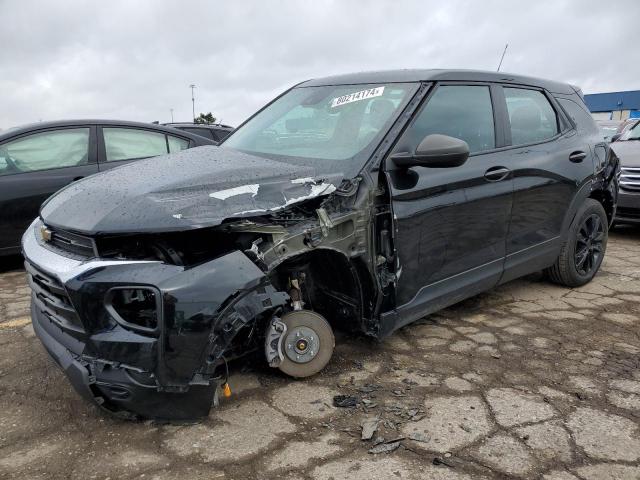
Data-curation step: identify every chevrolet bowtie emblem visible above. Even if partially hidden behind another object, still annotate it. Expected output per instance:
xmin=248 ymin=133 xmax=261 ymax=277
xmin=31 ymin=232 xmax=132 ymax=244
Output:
xmin=40 ymin=225 xmax=52 ymax=242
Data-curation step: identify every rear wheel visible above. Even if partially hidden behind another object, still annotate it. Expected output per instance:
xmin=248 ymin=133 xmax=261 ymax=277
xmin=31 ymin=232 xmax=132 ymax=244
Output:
xmin=277 ymin=310 xmax=335 ymax=378
xmin=545 ymin=199 xmax=608 ymax=287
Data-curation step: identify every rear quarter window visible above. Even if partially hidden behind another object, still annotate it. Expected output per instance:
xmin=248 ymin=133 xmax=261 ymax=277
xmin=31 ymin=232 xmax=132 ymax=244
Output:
xmin=213 ymin=129 xmax=231 ymax=141
xmin=556 ymin=98 xmax=599 ymax=135
xmin=168 ymin=135 xmax=190 ymax=152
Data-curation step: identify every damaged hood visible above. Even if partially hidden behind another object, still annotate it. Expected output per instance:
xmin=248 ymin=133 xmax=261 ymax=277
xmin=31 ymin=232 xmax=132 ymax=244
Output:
xmin=40 ymin=146 xmax=345 ymax=234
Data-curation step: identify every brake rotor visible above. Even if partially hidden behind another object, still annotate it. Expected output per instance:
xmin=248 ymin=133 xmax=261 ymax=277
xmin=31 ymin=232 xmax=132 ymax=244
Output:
xmin=276 ymin=310 xmax=335 ymax=378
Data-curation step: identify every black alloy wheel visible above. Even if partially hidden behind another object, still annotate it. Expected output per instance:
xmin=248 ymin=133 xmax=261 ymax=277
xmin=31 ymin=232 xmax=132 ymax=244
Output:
xmin=574 ymin=213 xmax=605 ymax=276
xmin=545 ymin=198 xmax=608 ymax=288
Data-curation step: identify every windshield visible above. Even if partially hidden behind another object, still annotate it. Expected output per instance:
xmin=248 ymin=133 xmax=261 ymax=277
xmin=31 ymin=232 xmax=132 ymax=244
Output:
xmin=618 ymin=121 xmax=640 ymax=141
xmin=223 ymin=83 xmax=418 ymax=176
xmin=599 ymin=125 xmax=619 ymax=141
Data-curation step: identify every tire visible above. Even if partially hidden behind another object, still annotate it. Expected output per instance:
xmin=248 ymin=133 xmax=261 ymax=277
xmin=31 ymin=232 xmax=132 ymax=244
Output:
xmin=277 ymin=310 xmax=335 ymax=378
xmin=545 ymin=198 xmax=608 ymax=288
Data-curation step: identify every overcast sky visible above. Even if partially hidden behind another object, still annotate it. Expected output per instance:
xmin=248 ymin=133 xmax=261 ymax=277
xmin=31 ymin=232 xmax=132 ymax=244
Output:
xmin=1 ymin=0 xmax=639 ymax=130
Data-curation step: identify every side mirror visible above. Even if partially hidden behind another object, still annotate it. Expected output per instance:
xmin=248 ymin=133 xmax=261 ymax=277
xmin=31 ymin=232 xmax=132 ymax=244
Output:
xmin=610 ymin=133 xmax=621 ymax=143
xmin=391 ymin=134 xmax=470 ymax=169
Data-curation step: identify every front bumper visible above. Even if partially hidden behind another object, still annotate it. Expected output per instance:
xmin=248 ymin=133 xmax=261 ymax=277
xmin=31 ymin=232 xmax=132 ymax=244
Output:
xmin=615 ymin=190 xmax=640 ymax=224
xmin=22 ymin=219 xmax=287 ymax=420
xmin=31 ymin=301 xmax=215 ymax=420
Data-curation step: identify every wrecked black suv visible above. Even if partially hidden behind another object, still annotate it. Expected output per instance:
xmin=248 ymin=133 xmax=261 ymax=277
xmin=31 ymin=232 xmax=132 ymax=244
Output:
xmin=23 ymin=70 xmax=619 ymax=420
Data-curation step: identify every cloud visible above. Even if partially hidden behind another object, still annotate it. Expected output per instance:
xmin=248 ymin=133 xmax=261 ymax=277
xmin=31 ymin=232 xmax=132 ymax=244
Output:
xmin=1 ymin=0 xmax=639 ymax=129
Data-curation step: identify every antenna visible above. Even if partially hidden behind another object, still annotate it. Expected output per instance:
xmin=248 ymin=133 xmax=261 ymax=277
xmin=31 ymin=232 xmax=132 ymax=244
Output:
xmin=497 ymin=43 xmax=509 ymax=72
xmin=189 ymin=84 xmax=196 ymax=122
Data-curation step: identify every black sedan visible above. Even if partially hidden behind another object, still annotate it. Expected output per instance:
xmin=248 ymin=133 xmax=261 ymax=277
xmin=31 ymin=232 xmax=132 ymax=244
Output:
xmin=0 ymin=119 xmax=214 ymax=256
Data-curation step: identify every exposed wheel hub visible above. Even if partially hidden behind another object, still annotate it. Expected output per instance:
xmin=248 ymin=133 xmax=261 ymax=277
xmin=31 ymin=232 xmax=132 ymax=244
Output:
xmin=285 ymin=326 xmax=320 ymax=363
xmin=272 ymin=310 xmax=335 ymax=378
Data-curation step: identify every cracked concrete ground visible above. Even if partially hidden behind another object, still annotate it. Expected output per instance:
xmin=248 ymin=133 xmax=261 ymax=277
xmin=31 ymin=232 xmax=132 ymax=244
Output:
xmin=0 ymin=228 xmax=639 ymax=480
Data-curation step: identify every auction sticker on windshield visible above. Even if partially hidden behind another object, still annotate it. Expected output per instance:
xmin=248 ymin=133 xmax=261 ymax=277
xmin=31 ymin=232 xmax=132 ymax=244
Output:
xmin=331 ymin=86 xmax=385 ymax=108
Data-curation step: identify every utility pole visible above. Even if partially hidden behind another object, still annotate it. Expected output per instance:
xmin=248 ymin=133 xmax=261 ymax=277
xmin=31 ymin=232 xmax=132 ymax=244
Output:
xmin=497 ymin=43 xmax=508 ymax=72
xmin=170 ymin=108 xmax=174 ymax=122
xmin=189 ymin=84 xmax=196 ymax=122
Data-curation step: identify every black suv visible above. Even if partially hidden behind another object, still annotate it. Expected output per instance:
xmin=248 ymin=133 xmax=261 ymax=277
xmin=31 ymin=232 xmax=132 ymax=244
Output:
xmin=22 ymin=70 xmax=619 ymax=420
xmin=162 ymin=122 xmax=234 ymax=142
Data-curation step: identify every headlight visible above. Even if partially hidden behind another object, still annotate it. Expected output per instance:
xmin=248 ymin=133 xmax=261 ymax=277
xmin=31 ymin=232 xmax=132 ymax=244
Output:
xmin=105 ymin=287 xmax=161 ymax=333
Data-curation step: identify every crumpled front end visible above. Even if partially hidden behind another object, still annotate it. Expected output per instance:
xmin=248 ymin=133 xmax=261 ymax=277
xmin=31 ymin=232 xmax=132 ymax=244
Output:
xmin=23 ymin=219 xmax=287 ymax=421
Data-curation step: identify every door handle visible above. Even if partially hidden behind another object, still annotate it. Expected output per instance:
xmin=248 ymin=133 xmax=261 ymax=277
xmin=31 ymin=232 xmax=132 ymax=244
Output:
xmin=569 ymin=151 xmax=587 ymax=163
xmin=484 ymin=166 xmax=511 ymax=182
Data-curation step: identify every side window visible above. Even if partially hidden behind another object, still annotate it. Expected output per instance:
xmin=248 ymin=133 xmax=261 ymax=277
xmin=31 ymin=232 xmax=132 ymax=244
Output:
xmin=183 ymin=127 xmax=215 ymax=140
xmin=0 ymin=128 xmax=90 ymax=176
xmin=209 ymin=130 xmax=222 ymax=141
xmin=556 ymin=98 xmax=600 ymax=135
xmin=504 ymin=88 xmax=558 ymax=145
xmin=201 ymin=129 xmax=217 ymax=141
xmin=168 ymin=135 xmax=190 ymax=152
xmin=398 ymin=85 xmax=495 ymax=155
xmin=215 ymin=130 xmax=231 ymax=141
xmin=103 ymin=128 xmax=168 ymax=162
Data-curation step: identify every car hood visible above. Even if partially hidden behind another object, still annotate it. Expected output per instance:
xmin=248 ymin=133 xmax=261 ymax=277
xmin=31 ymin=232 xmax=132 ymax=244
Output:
xmin=40 ymin=146 xmax=345 ymax=235
xmin=610 ymin=141 xmax=640 ymax=168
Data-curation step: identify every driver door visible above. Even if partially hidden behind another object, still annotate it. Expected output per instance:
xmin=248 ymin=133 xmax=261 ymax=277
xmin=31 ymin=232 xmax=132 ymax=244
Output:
xmin=384 ymin=83 xmax=513 ymax=327
xmin=0 ymin=126 xmax=98 ymax=253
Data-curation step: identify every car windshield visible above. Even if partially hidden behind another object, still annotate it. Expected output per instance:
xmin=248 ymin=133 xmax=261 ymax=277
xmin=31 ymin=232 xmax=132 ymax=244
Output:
xmin=618 ymin=121 xmax=640 ymax=141
xmin=223 ymin=83 xmax=419 ymax=176
xmin=599 ymin=125 xmax=619 ymax=141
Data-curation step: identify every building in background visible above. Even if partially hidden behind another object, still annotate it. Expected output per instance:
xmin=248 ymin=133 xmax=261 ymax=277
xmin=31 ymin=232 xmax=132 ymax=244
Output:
xmin=584 ymin=90 xmax=640 ymax=121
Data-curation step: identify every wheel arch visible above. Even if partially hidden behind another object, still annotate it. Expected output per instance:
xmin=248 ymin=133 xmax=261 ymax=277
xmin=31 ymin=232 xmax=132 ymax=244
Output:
xmin=589 ymin=187 xmax=616 ymax=227
xmin=268 ymin=247 xmax=374 ymax=333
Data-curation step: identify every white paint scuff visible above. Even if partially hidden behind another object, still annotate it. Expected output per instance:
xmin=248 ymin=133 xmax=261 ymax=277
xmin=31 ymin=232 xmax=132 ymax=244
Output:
xmin=290 ymin=177 xmax=315 ymax=184
xmin=209 ymin=184 xmax=260 ymax=200
xmin=282 ymin=182 xmax=336 ymax=207
xmin=232 ymin=181 xmax=337 ymax=216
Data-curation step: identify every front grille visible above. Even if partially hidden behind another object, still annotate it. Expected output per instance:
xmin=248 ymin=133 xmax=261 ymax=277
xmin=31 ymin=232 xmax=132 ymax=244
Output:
xmin=49 ymin=227 xmax=97 ymax=257
xmin=620 ymin=167 xmax=640 ymax=192
xmin=40 ymin=225 xmax=97 ymax=259
xmin=25 ymin=261 xmax=85 ymax=334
